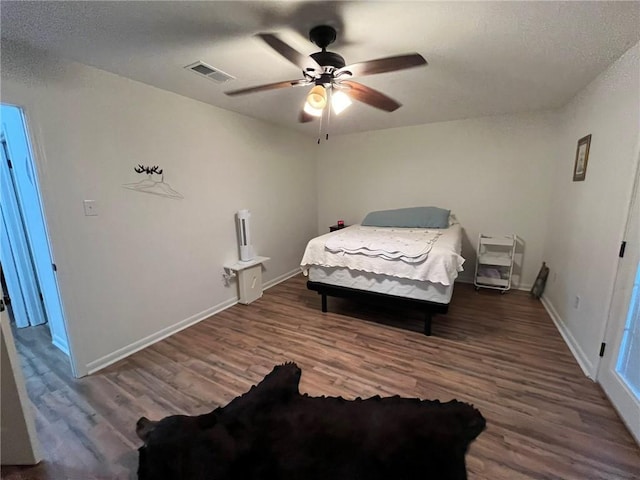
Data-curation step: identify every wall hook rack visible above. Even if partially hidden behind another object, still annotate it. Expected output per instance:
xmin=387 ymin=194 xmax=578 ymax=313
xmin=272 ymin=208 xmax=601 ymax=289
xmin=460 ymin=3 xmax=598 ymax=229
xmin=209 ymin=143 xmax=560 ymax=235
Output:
xmin=123 ymin=164 xmax=183 ymax=199
xmin=134 ymin=164 xmax=163 ymax=175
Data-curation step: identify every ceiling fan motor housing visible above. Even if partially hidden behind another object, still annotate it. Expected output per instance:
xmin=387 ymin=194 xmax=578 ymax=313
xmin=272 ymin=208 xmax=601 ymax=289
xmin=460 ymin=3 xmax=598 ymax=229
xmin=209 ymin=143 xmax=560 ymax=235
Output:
xmin=309 ymin=25 xmax=337 ymax=49
xmin=310 ymin=51 xmax=346 ymax=70
xmin=308 ymin=25 xmax=345 ymax=71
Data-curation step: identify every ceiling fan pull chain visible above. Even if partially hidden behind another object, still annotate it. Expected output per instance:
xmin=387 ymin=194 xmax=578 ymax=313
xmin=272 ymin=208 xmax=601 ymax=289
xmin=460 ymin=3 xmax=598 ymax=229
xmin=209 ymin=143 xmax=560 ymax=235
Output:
xmin=317 ymin=107 xmax=323 ymax=144
xmin=326 ymin=88 xmax=331 ymax=141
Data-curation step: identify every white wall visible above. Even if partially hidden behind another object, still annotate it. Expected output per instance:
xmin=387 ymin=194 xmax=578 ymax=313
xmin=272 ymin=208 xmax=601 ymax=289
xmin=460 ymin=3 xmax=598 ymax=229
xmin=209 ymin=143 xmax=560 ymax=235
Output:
xmin=316 ymin=112 xmax=559 ymax=287
xmin=3 ymin=35 xmax=637 ymax=381
xmin=541 ymin=42 xmax=640 ymax=378
xmin=1 ymin=42 xmax=317 ymax=376
xmin=1 ymin=313 xmax=41 ymax=465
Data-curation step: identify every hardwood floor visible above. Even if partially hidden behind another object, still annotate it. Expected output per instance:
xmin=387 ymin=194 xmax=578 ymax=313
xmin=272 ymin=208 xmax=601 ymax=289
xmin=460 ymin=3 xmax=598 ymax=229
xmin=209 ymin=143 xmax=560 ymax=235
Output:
xmin=2 ymin=275 xmax=638 ymax=479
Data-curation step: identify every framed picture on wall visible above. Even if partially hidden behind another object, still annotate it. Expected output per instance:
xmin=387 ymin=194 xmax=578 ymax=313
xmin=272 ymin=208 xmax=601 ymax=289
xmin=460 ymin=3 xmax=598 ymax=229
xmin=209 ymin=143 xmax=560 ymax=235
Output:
xmin=573 ymin=134 xmax=591 ymax=182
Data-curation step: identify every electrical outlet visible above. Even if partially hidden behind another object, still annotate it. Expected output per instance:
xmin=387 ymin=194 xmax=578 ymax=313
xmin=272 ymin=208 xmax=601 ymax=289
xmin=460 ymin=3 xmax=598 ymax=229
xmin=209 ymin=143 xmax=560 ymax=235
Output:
xmin=83 ymin=200 xmax=98 ymax=216
xmin=552 ymin=272 xmax=557 ymax=283
xmin=574 ymin=295 xmax=580 ymax=309
xmin=222 ymin=270 xmax=235 ymax=287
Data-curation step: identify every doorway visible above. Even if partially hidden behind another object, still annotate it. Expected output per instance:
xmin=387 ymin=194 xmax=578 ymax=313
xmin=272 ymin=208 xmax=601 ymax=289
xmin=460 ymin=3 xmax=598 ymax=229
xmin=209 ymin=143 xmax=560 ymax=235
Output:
xmin=0 ymin=104 xmax=73 ymax=373
xmin=598 ymin=146 xmax=640 ymax=444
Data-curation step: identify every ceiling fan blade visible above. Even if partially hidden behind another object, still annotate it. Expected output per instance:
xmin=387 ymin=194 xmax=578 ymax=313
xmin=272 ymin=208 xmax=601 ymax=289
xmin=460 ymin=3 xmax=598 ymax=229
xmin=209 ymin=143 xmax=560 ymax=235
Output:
xmin=225 ymin=79 xmax=308 ymax=96
xmin=340 ymin=80 xmax=401 ymax=112
xmin=336 ymin=53 xmax=427 ymax=78
xmin=256 ymin=33 xmax=321 ymax=72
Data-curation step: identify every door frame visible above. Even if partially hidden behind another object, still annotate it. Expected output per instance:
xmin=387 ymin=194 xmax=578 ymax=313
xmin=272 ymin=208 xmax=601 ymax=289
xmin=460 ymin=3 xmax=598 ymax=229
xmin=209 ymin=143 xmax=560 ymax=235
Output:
xmin=596 ymin=140 xmax=640 ymax=444
xmin=1 ymin=103 xmax=80 ymax=378
xmin=1 ymin=307 xmax=41 ymax=465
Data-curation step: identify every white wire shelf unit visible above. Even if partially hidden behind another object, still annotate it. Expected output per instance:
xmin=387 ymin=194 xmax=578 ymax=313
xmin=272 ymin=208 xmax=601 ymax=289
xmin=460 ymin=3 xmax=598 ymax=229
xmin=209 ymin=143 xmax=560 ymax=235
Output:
xmin=474 ymin=234 xmax=516 ymax=293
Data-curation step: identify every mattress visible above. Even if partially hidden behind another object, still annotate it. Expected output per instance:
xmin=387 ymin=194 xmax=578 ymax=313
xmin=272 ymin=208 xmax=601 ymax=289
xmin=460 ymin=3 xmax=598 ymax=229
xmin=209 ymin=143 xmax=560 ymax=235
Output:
xmin=301 ymin=223 xmax=465 ymax=286
xmin=308 ymin=266 xmax=455 ymax=304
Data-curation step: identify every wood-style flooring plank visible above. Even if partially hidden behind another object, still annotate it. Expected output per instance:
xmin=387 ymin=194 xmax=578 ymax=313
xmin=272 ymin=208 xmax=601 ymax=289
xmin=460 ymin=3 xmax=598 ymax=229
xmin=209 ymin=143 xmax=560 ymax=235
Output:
xmin=2 ymin=275 xmax=638 ymax=479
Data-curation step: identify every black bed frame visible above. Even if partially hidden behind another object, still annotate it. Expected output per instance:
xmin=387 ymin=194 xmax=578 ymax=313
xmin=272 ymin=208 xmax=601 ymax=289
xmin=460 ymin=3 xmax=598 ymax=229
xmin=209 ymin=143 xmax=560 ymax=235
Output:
xmin=306 ymin=281 xmax=449 ymax=336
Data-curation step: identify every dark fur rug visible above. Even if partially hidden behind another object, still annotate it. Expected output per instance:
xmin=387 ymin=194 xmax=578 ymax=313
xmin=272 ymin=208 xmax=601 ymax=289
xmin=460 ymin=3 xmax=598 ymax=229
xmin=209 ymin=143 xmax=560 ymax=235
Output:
xmin=136 ymin=362 xmax=485 ymax=480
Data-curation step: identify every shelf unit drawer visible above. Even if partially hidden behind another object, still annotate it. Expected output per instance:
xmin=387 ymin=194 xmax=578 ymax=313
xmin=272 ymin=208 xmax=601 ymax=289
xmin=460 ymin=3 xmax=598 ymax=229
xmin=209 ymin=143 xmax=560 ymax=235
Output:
xmin=475 ymin=233 xmax=517 ymax=292
xmin=479 ymin=235 xmax=515 ymax=246
xmin=478 ymin=253 xmax=512 ymax=267
xmin=476 ymin=276 xmax=510 ymax=287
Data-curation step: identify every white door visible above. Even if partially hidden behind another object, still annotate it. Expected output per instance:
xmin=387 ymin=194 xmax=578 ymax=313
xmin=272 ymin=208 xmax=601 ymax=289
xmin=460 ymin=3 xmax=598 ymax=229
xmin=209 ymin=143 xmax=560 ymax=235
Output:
xmin=0 ymin=136 xmax=46 ymax=328
xmin=0 ymin=227 xmax=30 ymax=328
xmin=1 ymin=105 xmax=70 ymax=354
xmin=598 ymin=154 xmax=640 ymax=444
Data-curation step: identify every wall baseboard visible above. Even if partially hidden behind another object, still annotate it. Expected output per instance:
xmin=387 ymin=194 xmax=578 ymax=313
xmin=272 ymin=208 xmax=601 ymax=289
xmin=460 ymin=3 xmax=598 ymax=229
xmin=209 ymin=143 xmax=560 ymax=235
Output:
xmin=540 ymin=295 xmax=595 ymax=379
xmin=86 ymin=269 xmax=552 ymax=376
xmin=51 ymin=334 xmax=69 ymax=356
xmin=86 ymin=297 xmax=238 ymax=375
xmin=85 ymin=269 xmax=303 ymax=376
xmin=264 ymin=268 xmax=301 ymax=290
xmin=461 ymin=276 xmax=596 ymax=379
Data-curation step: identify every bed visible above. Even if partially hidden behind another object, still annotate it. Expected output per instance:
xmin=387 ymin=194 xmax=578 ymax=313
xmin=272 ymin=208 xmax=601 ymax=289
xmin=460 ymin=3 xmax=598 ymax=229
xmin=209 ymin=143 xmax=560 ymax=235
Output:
xmin=300 ymin=208 xmax=465 ymax=335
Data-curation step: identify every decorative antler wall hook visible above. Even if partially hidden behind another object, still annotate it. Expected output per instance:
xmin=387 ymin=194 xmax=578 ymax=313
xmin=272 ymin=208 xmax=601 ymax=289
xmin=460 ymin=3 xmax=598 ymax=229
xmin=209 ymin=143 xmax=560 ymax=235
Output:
xmin=124 ymin=164 xmax=182 ymax=199
xmin=134 ymin=164 xmax=163 ymax=175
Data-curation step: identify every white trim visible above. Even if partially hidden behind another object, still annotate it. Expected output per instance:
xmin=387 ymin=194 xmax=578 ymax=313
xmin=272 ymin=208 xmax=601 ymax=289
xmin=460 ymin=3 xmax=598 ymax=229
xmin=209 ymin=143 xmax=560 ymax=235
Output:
xmin=85 ymin=269 xmax=301 ymax=375
xmin=15 ymin=105 xmax=80 ymax=378
xmin=264 ymin=268 xmax=301 ymax=290
xmin=0 ymin=313 xmax=42 ymax=464
xmin=51 ymin=334 xmax=70 ymax=356
xmin=540 ymin=294 xmax=595 ymax=379
xmin=86 ymin=297 xmax=238 ymax=375
xmin=600 ymin=371 xmax=640 ymax=445
xmin=597 ymin=137 xmax=640 ymax=380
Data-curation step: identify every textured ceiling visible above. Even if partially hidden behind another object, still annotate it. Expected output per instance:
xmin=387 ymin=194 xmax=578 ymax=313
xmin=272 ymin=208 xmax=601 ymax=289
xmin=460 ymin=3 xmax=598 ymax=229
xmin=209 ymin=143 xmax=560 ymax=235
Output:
xmin=2 ymin=1 xmax=639 ymax=136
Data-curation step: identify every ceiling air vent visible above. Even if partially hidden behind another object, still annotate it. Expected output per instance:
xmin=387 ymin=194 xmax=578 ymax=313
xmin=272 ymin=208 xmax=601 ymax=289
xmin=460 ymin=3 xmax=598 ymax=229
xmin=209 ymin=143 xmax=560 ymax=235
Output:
xmin=184 ymin=61 xmax=234 ymax=83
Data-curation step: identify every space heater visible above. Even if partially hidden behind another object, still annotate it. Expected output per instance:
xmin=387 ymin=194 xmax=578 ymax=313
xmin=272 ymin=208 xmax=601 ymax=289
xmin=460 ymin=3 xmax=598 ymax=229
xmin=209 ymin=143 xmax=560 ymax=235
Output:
xmin=236 ymin=209 xmax=255 ymax=262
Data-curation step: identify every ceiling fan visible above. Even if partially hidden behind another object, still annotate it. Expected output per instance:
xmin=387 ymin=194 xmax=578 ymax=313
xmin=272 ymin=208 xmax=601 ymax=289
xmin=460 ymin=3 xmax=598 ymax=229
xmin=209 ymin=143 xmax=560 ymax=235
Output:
xmin=225 ymin=25 xmax=427 ymax=123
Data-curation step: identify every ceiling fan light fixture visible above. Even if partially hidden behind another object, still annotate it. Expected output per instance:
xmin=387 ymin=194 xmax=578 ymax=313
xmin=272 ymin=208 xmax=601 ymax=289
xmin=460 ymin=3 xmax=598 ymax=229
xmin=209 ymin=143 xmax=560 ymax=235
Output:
xmin=303 ymin=101 xmax=323 ymax=117
xmin=307 ymin=85 xmax=327 ymax=109
xmin=225 ymin=27 xmax=428 ymax=130
xmin=331 ymin=90 xmax=352 ymax=115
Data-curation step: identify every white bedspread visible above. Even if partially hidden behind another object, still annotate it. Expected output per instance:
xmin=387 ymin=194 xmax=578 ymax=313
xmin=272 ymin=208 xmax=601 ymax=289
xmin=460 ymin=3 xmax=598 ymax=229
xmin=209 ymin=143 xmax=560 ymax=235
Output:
xmin=325 ymin=226 xmax=441 ymax=263
xmin=300 ymin=224 xmax=465 ymax=286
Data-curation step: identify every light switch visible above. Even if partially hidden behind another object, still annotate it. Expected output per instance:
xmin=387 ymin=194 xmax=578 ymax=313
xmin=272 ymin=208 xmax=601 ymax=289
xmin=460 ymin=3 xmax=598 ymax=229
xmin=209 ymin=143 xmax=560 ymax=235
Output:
xmin=83 ymin=200 xmax=98 ymax=216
